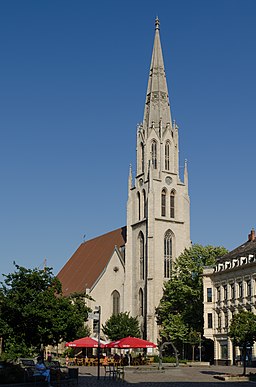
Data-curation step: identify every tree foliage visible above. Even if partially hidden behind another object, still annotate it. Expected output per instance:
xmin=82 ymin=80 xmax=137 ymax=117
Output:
xmin=157 ymin=244 xmax=228 ymax=344
xmin=229 ymin=310 xmax=256 ymax=375
xmin=0 ymin=264 xmax=91 ymax=358
xmin=102 ymin=312 xmax=140 ymax=341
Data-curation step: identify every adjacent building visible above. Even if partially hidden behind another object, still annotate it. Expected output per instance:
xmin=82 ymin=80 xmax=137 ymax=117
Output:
xmin=58 ymin=18 xmax=191 ymax=345
xmin=203 ymin=229 xmax=256 ymax=365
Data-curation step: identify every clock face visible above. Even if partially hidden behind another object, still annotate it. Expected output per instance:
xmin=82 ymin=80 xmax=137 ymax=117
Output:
xmin=165 ymin=176 xmax=172 ymax=185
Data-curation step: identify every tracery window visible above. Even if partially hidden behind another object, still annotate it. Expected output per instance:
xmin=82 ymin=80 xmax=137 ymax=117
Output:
xmin=161 ymin=189 xmax=166 ymax=217
xmin=164 ymin=231 xmax=172 ymax=278
xmin=139 ymin=232 xmax=145 ymax=280
xmin=170 ymin=190 xmax=175 ymax=218
xmin=151 ymin=140 xmax=157 ymax=169
xmin=165 ymin=142 xmax=170 ymax=170
xmin=112 ymin=290 xmax=120 ymax=315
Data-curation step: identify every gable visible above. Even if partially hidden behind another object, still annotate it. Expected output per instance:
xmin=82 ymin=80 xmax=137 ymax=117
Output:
xmin=57 ymin=227 xmax=126 ymax=296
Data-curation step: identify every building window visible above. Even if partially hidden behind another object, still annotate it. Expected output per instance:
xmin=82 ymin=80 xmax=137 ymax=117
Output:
xmin=142 ymin=190 xmax=146 ymax=218
xmin=139 ymin=232 xmax=145 ymax=280
xmin=161 ymin=189 xmax=166 ymax=216
xmin=141 ymin=143 xmax=144 ymax=173
xmin=217 ymin=313 xmax=221 ymax=330
xmin=208 ymin=313 xmax=213 ymax=329
xmin=247 ymin=280 xmax=252 ymax=297
xmin=207 ymin=288 xmax=212 ymax=302
xmin=165 ymin=142 xmax=170 ymax=170
xmin=139 ymin=289 xmax=143 ymax=316
xmin=137 ymin=192 xmax=141 ymax=220
xmin=112 ymin=290 xmax=120 ymax=315
xmin=223 ymin=285 xmax=227 ymax=300
xmin=151 ymin=140 xmax=157 ymax=169
xmin=164 ymin=231 xmax=172 ymax=278
xmin=217 ymin=287 xmax=220 ymax=302
xmin=170 ymin=190 xmax=175 ymax=218
xmin=221 ymin=343 xmax=228 ymax=359
xmin=224 ymin=313 xmax=228 ymax=328
xmin=238 ymin=281 xmax=243 ymax=298
xmin=231 ymin=283 xmax=235 ymax=299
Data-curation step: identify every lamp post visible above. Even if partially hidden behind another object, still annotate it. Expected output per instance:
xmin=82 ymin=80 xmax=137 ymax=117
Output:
xmin=95 ymin=306 xmax=101 ymax=380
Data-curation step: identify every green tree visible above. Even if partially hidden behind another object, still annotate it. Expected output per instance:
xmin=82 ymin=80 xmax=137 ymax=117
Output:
xmin=0 ymin=264 xmax=90 ymax=358
xmin=102 ymin=312 xmax=140 ymax=341
xmin=156 ymin=244 xmax=227 ymax=359
xmin=229 ymin=311 xmax=256 ymax=375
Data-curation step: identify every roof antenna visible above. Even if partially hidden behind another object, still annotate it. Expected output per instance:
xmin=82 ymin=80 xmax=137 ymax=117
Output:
xmin=83 ymin=234 xmax=86 ymax=243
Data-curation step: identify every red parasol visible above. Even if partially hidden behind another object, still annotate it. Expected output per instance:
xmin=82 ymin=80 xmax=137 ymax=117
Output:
xmin=105 ymin=336 xmax=157 ymax=349
xmin=65 ymin=336 xmax=105 ymax=348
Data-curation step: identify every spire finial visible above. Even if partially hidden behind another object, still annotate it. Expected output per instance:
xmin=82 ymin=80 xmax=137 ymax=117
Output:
xmin=155 ymin=17 xmax=160 ymax=30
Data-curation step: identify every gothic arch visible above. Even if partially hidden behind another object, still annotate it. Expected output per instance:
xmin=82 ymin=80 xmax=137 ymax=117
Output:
xmin=151 ymin=140 xmax=157 ymax=169
xmin=138 ymin=231 xmax=145 ymax=280
xmin=170 ymin=189 xmax=175 ymax=218
xmin=140 ymin=142 xmax=145 ymax=173
xmin=112 ymin=290 xmax=120 ymax=315
xmin=165 ymin=141 xmax=170 ymax=170
xmin=139 ymin=288 xmax=144 ymax=316
xmin=137 ymin=191 xmax=141 ymax=220
xmin=161 ymin=188 xmax=167 ymax=217
xmin=142 ymin=189 xmax=146 ymax=218
xmin=164 ymin=230 xmax=174 ymax=278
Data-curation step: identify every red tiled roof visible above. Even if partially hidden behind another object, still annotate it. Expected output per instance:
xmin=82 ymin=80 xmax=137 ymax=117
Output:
xmin=57 ymin=227 xmax=126 ymax=296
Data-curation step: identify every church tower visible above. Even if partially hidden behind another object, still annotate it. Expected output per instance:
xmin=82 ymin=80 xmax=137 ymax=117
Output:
xmin=124 ymin=18 xmax=191 ymax=344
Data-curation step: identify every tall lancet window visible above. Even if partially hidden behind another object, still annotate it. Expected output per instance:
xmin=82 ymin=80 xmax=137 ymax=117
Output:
xmin=164 ymin=231 xmax=172 ymax=278
xmin=112 ymin=290 xmax=120 ymax=315
xmin=165 ymin=142 xmax=170 ymax=170
xmin=161 ymin=189 xmax=166 ymax=217
xmin=137 ymin=192 xmax=141 ymax=220
xmin=139 ymin=232 xmax=145 ymax=280
xmin=139 ymin=288 xmax=144 ymax=316
xmin=142 ymin=190 xmax=146 ymax=218
xmin=170 ymin=190 xmax=175 ymax=218
xmin=140 ymin=143 xmax=144 ymax=173
xmin=151 ymin=140 xmax=157 ymax=169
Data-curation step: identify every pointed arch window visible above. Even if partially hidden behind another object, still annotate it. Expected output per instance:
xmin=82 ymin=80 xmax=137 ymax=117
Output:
xmin=164 ymin=231 xmax=172 ymax=278
xmin=140 ymin=143 xmax=145 ymax=173
xmin=165 ymin=142 xmax=170 ymax=170
xmin=137 ymin=192 xmax=141 ymax=220
xmin=170 ymin=190 xmax=175 ymax=218
xmin=152 ymin=140 xmax=157 ymax=169
xmin=139 ymin=232 xmax=145 ymax=280
xmin=139 ymin=288 xmax=144 ymax=316
xmin=142 ymin=190 xmax=146 ymax=218
xmin=112 ymin=290 xmax=120 ymax=315
xmin=161 ymin=189 xmax=166 ymax=217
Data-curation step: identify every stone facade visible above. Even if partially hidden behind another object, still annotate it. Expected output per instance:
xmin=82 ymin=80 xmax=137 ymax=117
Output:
xmin=203 ymin=229 xmax=256 ymax=365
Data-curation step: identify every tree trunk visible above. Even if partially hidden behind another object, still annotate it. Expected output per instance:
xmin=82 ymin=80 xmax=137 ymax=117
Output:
xmin=158 ymin=341 xmax=179 ymax=370
xmin=242 ymin=345 xmax=247 ymax=376
xmin=192 ymin=345 xmax=195 ymax=361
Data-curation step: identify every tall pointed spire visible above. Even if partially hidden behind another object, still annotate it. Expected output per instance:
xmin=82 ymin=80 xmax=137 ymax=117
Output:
xmin=143 ymin=18 xmax=172 ymax=133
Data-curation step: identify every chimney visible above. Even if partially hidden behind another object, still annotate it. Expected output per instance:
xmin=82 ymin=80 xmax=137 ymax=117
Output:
xmin=248 ymin=228 xmax=255 ymax=241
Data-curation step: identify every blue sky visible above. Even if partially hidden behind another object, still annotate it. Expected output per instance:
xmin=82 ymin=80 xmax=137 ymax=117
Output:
xmin=0 ymin=0 xmax=255 ymax=280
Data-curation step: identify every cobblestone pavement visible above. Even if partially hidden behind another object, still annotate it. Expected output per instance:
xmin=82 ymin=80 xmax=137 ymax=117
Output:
xmin=77 ymin=365 xmax=256 ymax=386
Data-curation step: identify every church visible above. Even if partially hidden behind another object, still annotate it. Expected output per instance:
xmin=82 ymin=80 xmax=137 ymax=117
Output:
xmin=57 ymin=18 xmax=191 ymax=345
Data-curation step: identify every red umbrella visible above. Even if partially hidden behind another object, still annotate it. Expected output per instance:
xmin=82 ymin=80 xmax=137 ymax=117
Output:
xmin=105 ymin=336 xmax=156 ymax=349
xmin=65 ymin=336 xmax=105 ymax=348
